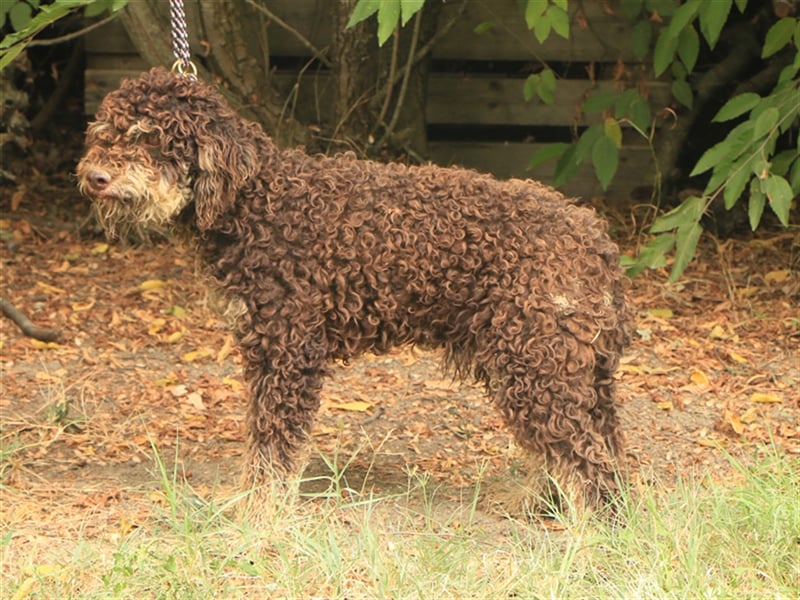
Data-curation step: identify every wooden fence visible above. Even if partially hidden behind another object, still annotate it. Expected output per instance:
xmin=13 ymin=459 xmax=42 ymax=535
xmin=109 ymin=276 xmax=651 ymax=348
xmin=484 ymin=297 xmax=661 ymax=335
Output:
xmin=85 ymin=0 xmax=669 ymax=202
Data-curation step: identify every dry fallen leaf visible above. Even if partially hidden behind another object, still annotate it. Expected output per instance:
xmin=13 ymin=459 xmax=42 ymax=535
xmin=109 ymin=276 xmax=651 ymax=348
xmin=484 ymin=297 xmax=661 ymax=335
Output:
xmin=30 ymin=340 xmax=60 ymax=350
xmin=138 ymin=279 xmax=167 ymax=291
xmin=182 ymin=348 xmax=213 ymax=362
xmin=148 ymin=318 xmax=166 ymax=336
xmin=183 ymin=391 xmax=206 ymax=411
xmin=648 ymin=308 xmax=674 ymax=319
xmin=764 ymin=269 xmax=790 ymax=284
xmin=222 ymin=376 xmax=243 ymax=391
xmin=327 ymin=400 xmax=373 ymax=412
xmin=750 ymin=392 xmax=781 ymax=404
xmin=725 ymin=410 xmax=744 ymax=435
xmin=727 ymin=351 xmax=748 ymax=365
xmin=690 ymin=370 xmax=710 ymax=386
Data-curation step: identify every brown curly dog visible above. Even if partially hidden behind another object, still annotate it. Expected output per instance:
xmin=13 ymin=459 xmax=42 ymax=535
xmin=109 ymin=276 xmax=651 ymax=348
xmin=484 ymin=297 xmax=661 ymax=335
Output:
xmin=78 ymin=67 xmax=630 ymax=517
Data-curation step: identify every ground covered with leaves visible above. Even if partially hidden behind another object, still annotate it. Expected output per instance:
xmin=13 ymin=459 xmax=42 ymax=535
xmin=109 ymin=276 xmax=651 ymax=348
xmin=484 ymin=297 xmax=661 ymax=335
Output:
xmin=1 ymin=135 xmax=798 ymax=591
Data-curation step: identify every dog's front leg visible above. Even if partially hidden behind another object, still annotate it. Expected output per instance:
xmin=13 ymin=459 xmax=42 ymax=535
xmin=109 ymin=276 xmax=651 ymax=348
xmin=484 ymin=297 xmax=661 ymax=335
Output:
xmin=236 ymin=317 xmax=327 ymax=524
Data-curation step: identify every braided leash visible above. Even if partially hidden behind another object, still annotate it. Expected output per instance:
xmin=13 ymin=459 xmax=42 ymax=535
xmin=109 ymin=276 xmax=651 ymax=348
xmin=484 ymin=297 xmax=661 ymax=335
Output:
xmin=169 ymin=0 xmax=197 ymax=77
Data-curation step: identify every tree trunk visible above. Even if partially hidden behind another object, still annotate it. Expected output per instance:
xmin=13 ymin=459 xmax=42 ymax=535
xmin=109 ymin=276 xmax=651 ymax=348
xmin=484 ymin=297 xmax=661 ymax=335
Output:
xmin=330 ymin=1 xmax=440 ymax=159
xmin=330 ymin=0 xmax=379 ymax=153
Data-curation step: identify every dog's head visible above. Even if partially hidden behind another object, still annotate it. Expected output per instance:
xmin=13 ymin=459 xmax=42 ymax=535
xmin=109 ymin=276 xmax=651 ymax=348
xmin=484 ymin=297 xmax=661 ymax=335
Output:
xmin=77 ymin=67 xmax=263 ymax=237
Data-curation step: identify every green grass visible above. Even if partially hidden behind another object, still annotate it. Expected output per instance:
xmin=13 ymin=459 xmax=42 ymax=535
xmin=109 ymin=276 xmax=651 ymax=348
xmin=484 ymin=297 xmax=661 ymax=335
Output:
xmin=2 ymin=449 xmax=798 ymax=599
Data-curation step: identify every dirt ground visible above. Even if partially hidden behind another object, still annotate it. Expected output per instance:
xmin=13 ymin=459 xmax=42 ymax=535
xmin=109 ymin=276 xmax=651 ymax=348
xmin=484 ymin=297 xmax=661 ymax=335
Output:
xmin=1 ymin=130 xmax=798 ymax=554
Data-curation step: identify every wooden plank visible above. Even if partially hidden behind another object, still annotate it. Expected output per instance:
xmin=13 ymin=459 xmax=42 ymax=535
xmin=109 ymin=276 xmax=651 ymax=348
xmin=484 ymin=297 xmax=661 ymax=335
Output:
xmin=434 ymin=0 xmax=637 ymax=61
xmin=85 ymin=0 xmax=640 ymax=62
xmin=84 ymin=19 xmax=131 ymax=53
xmin=86 ymin=64 xmax=668 ymax=131
xmin=426 ymin=76 xmax=670 ymax=126
xmin=429 ymin=141 xmax=656 ymax=201
xmin=84 ymin=65 xmax=147 ymax=115
xmin=269 ymin=73 xmax=669 ymax=128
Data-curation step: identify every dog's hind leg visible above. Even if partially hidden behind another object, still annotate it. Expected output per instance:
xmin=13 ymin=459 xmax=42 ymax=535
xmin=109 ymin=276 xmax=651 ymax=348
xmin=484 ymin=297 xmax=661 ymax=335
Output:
xmin=480 ymin=328 xmax=623 ymax=515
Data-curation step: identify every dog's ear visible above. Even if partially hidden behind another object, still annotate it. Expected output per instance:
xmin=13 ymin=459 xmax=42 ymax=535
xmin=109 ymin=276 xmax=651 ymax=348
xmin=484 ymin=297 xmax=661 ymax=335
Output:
xmin=192 ymin=117 xmax=262 ymax=230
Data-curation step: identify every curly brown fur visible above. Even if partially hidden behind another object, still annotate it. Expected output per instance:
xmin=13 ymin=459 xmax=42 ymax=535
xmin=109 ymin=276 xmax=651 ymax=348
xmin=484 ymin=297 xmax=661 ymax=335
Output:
xmin=78 ymin=67 xmax=631 ymax=516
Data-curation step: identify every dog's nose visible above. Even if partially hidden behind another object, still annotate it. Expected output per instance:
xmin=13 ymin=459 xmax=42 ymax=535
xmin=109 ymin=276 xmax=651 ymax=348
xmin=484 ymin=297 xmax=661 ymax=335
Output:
xmin=86 ymin=169 xmax=112 ymax=191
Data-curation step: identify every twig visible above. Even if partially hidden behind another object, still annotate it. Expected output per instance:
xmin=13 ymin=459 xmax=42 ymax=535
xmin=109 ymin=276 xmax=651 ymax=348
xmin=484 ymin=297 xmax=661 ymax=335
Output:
xmin=27 ymin=12 xmax=118 ymax=47
xmin=243 ymin=0 xmax=333 ymax=68
xmin=0 ymin=297 xmax=62 ymax=342
xmin=382 ymin=0 xmax=467 ymax=92
xmin=370 ymin=27 xmax=401 ymax=141
xmin=361 ymin=405 xmax=385 ymax=425
xmin=374 ymin=10 xmax=422 ymax=150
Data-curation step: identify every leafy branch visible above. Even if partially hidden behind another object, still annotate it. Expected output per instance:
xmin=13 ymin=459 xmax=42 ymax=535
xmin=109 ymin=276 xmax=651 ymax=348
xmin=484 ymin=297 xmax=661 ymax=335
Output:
xmin=0 ymin=0 xmax=126 ymax=70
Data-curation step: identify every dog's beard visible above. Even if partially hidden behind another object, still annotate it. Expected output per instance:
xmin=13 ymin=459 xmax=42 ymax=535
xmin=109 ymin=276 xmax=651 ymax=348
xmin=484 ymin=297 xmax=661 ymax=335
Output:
xmin=83 ymin=163 xmax=192 ymax=239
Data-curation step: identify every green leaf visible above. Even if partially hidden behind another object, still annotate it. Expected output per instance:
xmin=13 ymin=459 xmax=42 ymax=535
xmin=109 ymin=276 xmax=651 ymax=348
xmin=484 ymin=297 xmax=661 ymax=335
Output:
xmin=614 ymin=89 xmax=651 ymax=132
xmin=547 ymin=5 xmax=570 ymax=39
xmin=748 ymin=180 xmax=766 ymax=230
xmin=626 ymin=233 xmax=675 ymax=277
xmin=537 ymin=68 xmax=556 ymax=104
xmin=377 ymin=0 xmax=401 ymax=46
xmin=527 ymin=143 xmax=570 ymax=169
xmin=752 ymin=106 xmax=779 ymax=140
xmin=698 ymin=0 xmax=731 ymax=49
xmin=1 ymin=0 xmax=93 ymax=70
xmin=723 ymin=163 xmax=752 ymax=209
xmin=771 ymin=150 xmax=796 ymax=176
xmin=677 ymin=24 xmax=700 ymax=72
xmin=671 ymin=78 xmax=693 ymax=108
xmin=762 ymin=17 xmax=796 ymax=58
xmin=525 ymin=0 xmax=548 ymax=30
xmin=670 ymin=222 xmax=702 ymax=281
xmin=473 ymin=21 xmax=495 ymax=35
xmin=533 ymin=11 xmax=552 ymax=43
xmin=9 ymin=1 xmax=32 ymax=31
xmin=631 ymin=20 xmax=652 ymax=61
xmin=630 ymin=97 xmax=652 ymax=133
xmin=603 ymin=117 xmax=623 ymax=149
xmin=653 ymin=29 xmax=678 ymax=76
xmin=523 ymin=73 xmax=540 ymax=102
xmin=85 ymin=0 xmax=111 ymax=18
xmin=583 ymin=91 xmax=616 ymax=113
xmin=620 ymin=0 xmax=644 ymax=19
xmin=647 ymin=0 xmax=676 ymax=17
xmin=690 ymin=142 xmax=728 ymax=177
xmin=713 ymin=92 xmax=760 ymax=122
xmin=553 ymin=144 xmax=579 ymax=187
xmin=765 ymin=175 xmax=792 ymax=226
xmin=734 ymin=0 xmax=748 ymax=12
xmin=790 ymin=157 xmax=800 ymax=193
xmin=574 ymin=123 xmax=603 ymax=163
xmin=651 ymin=195 xmax=705 ymax=233
xmin=668 ymin=0 xmax=699 ymax=39
xmin=347 ymin=0 xmax=381 ymax=28
xmin=400 ymin=0 xmax=425 ymax=26
xmin=552 ymin=0 xmax=568 ymax=9
xmin=592 ymin=135 xmax=618 ymax=190
xmin=723 ymin=119 xmax=756 ymax=160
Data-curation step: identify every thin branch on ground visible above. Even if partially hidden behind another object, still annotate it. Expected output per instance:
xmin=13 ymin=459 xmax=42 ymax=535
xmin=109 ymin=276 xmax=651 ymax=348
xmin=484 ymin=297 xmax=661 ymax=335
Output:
xmin=0 ymin=298 xmax=62 ymax=342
